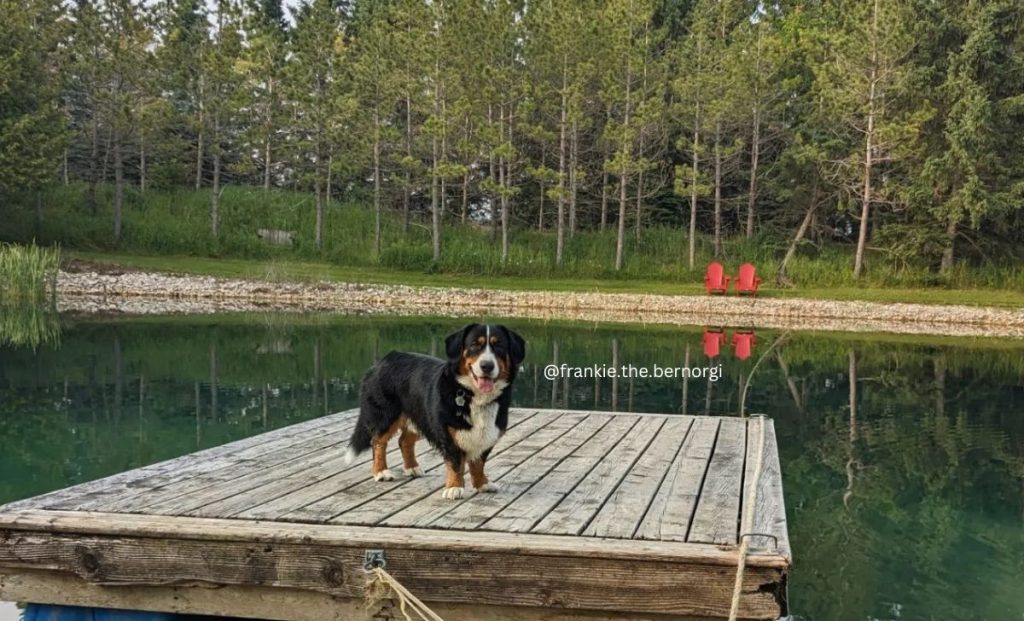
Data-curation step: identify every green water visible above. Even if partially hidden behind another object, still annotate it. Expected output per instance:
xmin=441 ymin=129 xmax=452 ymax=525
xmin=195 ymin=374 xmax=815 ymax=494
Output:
xmin=1 ymin=314 xmax=1022 ymax=621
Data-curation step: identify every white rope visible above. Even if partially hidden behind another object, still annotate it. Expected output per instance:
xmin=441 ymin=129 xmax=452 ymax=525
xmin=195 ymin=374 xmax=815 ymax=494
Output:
xmin=728 ymin=415 xmax=767 ymax=621
xmin=367 ymin=567 xmax=448 ymax=621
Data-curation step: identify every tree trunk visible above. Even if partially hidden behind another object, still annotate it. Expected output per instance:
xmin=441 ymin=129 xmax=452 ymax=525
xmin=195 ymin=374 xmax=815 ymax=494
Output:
xmin=940 ymin=218 xmax=956 ymax=273
xmin=211 ymin=114 xmax=221 ymax=240
xmin=314 ymin=175 xmax=324 ymax=251
xmin=499 ymin=104 xmax=509 ymax=263
xmin=403 ymin=94 xmax=412 ymax=235
xmin=461 ymin=170 xmax=469 ymax=224
xmin=615 ymin=55 xmax=632 ymax=272
xmin=538 ymin=181 xmax=545 ymax=230
xmin=746 ymin=26 xmax=763 ymax=240
xmin=854 ymin=0 xmax=880 ymax=279
xmin=100 ymin=126 xmax=112 ymax=182
xmin=113 ymin=131 xmax=123 ymax=244
xmin=440 ymin=91 xmax=448 ymax=227
xmin=431 ymin=88 xmax=441 ymax=261
xmin=264 ymin=77 xmax=273 ymax=192
xmin=777 ymin=188 xmax=819 ymax=283
xmin=713 ymin=120 xmax=722 ymax=259
xmin=746 ymin=105 xmax=760 ymax=239
xmin=373 ymin=105 xmax=382 ymax=255
xmin=634 ymin=161 xmax=644 ymax=242
xmin=63 ymin=147 xmax=69 ymax=185
xmin=88 ymin=114 xmax=98 ymax=214
xmin=487 ymin=103 xmax=498 ymax=241
xmin=569 ymin=121 xmax=578 ymax=239
xmin=139 ymin=119 xmax=147 ymax=194
xmin=556 ymin=61 xmax=567 ymax=267
xmin=196 ymin=76 xmax=204 ymax=190
xmin=326 ymin=154 xmax=333 ymax=204
xmin=601 ymin=169 xmax=608 ymax=231
xmin=688 ymin=108 xmax=700 ymax=269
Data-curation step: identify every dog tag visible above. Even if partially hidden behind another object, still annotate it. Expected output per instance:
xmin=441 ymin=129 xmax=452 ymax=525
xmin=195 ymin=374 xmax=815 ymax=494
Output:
xmin=455 ymin=393 xmax=466 ymax=407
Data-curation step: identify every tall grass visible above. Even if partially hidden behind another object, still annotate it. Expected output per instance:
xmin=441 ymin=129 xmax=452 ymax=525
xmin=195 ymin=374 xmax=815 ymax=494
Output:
xmin=0 ymin=243 xmax=60 ymax=305
xmin=3 ymin=183 xmax=1023 ymax=291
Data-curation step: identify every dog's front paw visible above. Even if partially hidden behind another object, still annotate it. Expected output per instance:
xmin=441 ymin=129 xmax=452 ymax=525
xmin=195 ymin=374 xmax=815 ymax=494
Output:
xmin=373 ymin=469 xmax=395 ymax=482
xmin=403 ymin=466 xmax=424 ymax=477
xmin=476 ymin=482 xmax=500 ymax=493
xmin=441 ymin=486 xmax=465 ymax=500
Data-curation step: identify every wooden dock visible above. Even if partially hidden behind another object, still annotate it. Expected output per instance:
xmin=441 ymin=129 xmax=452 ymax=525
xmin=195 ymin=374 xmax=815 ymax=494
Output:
xmin=0 ymin=408 xmax=791 ymax=621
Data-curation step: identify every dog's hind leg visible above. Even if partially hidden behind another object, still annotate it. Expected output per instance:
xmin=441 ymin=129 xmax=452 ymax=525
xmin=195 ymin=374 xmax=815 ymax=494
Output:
xmin=371 ymin=418 xmax=402 ymax=482
xmin=398 ymin=426 xmax=422 ymax=477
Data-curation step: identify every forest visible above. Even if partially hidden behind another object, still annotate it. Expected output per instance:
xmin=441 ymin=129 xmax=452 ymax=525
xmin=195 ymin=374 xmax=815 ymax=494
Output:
xmin=2 ymin=0 xmax=1024 ymax=284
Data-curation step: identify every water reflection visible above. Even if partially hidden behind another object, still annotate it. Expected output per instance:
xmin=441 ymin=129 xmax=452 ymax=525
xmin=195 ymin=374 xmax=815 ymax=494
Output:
xmin=0 ymin=315 xmax=1022 ymax=620
xmin=0 ymin=305 xmax=60 ymax=349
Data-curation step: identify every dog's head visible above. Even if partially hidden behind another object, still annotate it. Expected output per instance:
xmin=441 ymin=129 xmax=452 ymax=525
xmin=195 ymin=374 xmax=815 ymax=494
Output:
xmin=445 ymin=323 xmax=525 ymax=397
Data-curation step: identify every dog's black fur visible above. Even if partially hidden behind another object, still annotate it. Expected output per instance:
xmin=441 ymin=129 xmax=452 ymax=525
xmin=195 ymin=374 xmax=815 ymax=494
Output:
xmin=347 ymin=323 xmax=525 ymax=482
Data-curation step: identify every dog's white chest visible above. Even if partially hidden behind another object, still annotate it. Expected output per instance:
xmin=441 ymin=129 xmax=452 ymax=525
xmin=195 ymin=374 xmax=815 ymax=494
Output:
xmin=454 ymin=401 xmax=501 ymax=462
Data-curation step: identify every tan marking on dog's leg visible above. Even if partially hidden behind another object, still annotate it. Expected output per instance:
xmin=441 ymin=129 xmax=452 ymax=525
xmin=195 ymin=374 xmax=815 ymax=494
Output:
xmin=371 ymin=418 xmax=403 ymax=482
xmin=469 ymin=459 xmax=499 ymax=493
xmin=399 ymin=428 xmax=422 ymax=477
xmin=441 ymin=460 xmax=466 ymax=500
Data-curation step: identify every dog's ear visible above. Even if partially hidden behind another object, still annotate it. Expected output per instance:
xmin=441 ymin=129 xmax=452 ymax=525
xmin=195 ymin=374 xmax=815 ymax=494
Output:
xmin=445 ymin=323 xmax=477 ymax=362
xmin=505 ymin=327 xmax=526 ymax=367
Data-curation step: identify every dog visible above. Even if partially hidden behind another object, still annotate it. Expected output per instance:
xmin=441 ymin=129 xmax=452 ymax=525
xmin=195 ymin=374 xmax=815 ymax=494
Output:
xmin=345 ymin=323 xmax=526 ymax=500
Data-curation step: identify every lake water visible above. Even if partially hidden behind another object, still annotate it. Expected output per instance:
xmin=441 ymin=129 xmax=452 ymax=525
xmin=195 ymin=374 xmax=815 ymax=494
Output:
xmin=1 ymin=313 xmax=1022 ymax=621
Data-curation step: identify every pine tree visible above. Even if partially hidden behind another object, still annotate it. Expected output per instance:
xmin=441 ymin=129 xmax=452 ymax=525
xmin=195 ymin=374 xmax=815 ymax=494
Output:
xmin=0 ymin=0 xmax=65 ymax=197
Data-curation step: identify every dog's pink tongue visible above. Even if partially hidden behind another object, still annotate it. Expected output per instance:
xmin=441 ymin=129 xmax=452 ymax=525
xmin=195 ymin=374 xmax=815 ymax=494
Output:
xmin=477 ymin=377 xmax=495 ymax=393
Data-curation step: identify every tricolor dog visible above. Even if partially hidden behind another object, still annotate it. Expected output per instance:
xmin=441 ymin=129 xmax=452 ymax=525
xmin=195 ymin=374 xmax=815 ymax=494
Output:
xmin=345 ymin=323 xmax=526 ymax=500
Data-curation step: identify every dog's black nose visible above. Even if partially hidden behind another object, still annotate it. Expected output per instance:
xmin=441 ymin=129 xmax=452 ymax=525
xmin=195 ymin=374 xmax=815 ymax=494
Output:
xmin=479 ymin=360 xmax=495 ymax=375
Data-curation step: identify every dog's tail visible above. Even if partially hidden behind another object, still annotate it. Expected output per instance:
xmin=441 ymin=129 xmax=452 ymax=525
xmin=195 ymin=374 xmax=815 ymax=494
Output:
xmin=345 ymin=422 xmax=372 ymax=464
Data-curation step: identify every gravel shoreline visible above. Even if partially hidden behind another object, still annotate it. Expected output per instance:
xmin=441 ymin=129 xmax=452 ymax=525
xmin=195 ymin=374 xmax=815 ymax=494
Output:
xmin=54 ymin=268 xmax=1024 ymax=338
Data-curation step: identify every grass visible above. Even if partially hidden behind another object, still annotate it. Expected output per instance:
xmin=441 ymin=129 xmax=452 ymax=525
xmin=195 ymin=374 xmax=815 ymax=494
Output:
xmin=4 ymin=182 xmax=1024 ymax=308
xmin=0 ymin=243 xmax=60 ymax=305
xmin=68 ymin=249 xmax=1024 ymax=308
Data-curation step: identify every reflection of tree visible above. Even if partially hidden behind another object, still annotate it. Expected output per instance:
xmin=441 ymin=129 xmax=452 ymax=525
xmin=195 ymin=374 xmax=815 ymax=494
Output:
xmin=775 ymin=350 xmax=803 ymax=415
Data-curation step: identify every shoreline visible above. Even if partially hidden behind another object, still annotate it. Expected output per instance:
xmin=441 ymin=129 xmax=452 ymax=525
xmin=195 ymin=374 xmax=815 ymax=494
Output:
xmin=55 ymin=268 xmax=1024 ymax=338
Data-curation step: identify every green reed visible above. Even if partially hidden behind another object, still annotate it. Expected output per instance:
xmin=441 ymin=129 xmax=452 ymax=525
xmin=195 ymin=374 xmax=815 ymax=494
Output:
xmin=0 ymin=243 xmax=60 ymax=305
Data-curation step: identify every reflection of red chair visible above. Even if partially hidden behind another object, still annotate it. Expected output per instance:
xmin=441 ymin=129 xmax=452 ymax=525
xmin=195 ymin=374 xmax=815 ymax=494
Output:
xmin=704 ymin=262 xmax=730 ymax=294
xmin=732 ymin=331 xmax=757 ymax=361
xmin=735 ymin=262 xmax=762 ymax=296
xmin=702 ymin=329 xmax=727 ymax=358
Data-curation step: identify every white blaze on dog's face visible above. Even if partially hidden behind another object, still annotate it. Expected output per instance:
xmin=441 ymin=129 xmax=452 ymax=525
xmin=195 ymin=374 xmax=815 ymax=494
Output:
xmin=447 ymin=323 xmax=526 ymax=400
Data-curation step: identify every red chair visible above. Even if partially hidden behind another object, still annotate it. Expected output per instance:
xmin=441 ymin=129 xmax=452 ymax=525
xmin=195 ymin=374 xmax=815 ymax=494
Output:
xmin=735 ymin=262 xmax=762 ymax=296
xmin=704 ymin=261 xmax=730 ymax=294
xmin=732 ymin=330 xmax=757 ymax=361
xmin=702 ymin=329 xmax=726 ymax=359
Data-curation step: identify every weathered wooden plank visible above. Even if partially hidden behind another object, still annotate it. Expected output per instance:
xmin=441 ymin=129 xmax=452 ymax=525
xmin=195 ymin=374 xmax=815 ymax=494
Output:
xmin=400 ymin=414 xmax=608 ymax=529
xmin=139 ymin=439 xmax=355 ymax=516
xmin=482 ymin=416 xmax=640 ymax=533
xmin=0 ymin=530 xmax=785 ymax=619
xmin=277 ymin=410 xmax=554 ymax=523
xmin=687 ymin=417 xmax=747 ymax=545
xmin=741 ymin=418 xmax=791 ymax=561
xmin=233 ymin=410 xmax=546 ymax=521
xmin=634 ymin=416 xmax=719 ymax=542
xmin=0 ymin=510 xmax=790 ymax=568
xmin=0 ymin=412 xmax=354 ymax=512
xmin=0 ymin=570 xmax=727 ymax=621
xmin=582 ymin=416 xmax=694 ymax=539
xmin=93 ymin=416 xmax=359 ymax=513
xmin=338 ymin=411 xmax=581 ymax=526
xmin=531 ymin=417 xmax=666 ymax=536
